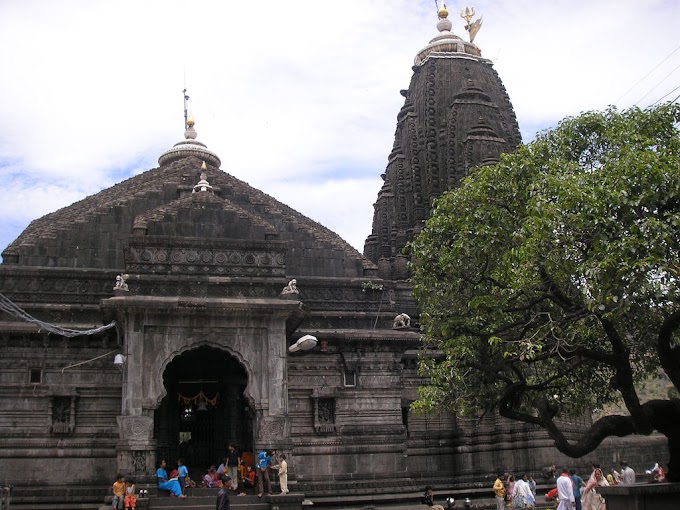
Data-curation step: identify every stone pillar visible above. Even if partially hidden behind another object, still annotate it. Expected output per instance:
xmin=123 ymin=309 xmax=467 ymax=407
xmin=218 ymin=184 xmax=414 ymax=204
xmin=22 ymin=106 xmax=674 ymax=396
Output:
xmin=116 ymin=314 xmax=156 ymax=481
xmin=116 ymin=416 xmax=156 ymax=482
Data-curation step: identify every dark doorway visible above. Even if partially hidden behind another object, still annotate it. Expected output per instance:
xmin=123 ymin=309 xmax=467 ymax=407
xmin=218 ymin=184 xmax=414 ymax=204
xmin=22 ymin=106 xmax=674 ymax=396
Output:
xmin=154 ymin=346 xmax=252 ymax=478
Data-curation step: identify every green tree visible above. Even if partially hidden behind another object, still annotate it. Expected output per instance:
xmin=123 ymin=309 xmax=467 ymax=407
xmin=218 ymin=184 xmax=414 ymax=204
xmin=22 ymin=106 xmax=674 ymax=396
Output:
xmin=410 ymin=104 xmax=680 ymax=481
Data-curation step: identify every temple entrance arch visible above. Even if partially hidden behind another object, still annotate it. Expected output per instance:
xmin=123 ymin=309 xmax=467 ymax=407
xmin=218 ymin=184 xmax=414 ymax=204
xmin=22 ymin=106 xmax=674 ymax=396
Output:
xmin=153 ymin=346 xmax=253 ymax=474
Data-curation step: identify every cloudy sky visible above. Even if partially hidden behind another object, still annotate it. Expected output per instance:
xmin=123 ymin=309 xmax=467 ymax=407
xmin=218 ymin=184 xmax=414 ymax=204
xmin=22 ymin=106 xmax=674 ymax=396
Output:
xmin=1 ymin=0 xmax=678 ymax=257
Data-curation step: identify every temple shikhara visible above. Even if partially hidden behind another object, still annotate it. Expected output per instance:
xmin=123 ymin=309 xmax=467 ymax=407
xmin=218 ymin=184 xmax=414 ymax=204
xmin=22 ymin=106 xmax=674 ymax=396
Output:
xmin=0 ymin=4 xmax=666 ymax=507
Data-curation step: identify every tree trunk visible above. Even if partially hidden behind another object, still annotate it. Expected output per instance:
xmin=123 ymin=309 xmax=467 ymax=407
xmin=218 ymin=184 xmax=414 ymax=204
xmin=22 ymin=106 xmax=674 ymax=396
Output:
xmin=666 ymin=427 xmax=679 ymax=483
xmin=647 ymin=398 xmax=680 ymax=483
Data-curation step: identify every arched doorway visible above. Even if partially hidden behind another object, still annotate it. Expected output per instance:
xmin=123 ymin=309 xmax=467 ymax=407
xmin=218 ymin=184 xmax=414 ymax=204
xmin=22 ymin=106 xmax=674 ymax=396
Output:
xmin=154 ymin=346 xmax=253 ymax=476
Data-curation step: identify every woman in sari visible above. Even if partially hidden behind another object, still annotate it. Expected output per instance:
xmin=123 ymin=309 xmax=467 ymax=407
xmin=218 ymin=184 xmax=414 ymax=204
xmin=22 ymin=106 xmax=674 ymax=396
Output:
xmin=156 ymin=459 xmax=186 ymax=498
xmin=581 ymin=466 xmax=608 ymax=510
xmin=512 ymin=474 xmax=535 ymax=509
xmin=506 ymin=474 xmax=516 ymax=506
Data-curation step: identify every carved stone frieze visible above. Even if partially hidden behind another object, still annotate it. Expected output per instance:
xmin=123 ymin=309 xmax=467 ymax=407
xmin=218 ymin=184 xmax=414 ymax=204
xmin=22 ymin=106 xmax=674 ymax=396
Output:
xmin=0 ymin=272 xmax=113 ymax=305
xmin=49 ymin=396 xmax=76 ymax=435
xmin=313 ymin=397 xmax=336 ymax=435
xmin=126 ymin=280 xmax=281 ymax=299
xmin=124 ymin=238 xmax=286 ymax=277
xmin=131 ymin=450 xmax=148 ymax=474
xmin=117 ymin=447 xmax=155 ymax=477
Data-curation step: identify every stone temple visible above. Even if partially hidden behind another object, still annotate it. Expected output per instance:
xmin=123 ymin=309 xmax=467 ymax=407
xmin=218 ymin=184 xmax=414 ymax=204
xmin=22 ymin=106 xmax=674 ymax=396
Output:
xmin=0 ymin=5 xmax=666 ymax=506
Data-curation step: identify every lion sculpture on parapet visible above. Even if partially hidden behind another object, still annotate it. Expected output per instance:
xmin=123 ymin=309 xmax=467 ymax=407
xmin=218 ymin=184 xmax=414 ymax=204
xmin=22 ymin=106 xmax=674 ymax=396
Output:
xmin=393 ymin=313 xmax=411 ymax=328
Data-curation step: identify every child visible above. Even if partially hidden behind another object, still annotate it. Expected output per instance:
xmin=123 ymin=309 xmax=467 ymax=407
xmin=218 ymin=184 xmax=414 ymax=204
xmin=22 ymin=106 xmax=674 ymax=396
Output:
xmin=124 ymin=478 xmax=136 ymax=509
xmin=237 ymin=463 xmax=256 ymax=495
xmin=422 ymin=486 xmax=435 ymax=506
xmin=185 ymin=475 xmax=197 ymax=489
xmin=422 ymin=486 xmax=445 ymax=510
xmin=177 ymin=458 xmax=188 ymax=495
xmin=274 ymin=454 xmax=288 ymax=494
xmin=203 ymin=465 xmax=221 ymax=488
xmin=111 ymin=474 xmax=125 ymax=510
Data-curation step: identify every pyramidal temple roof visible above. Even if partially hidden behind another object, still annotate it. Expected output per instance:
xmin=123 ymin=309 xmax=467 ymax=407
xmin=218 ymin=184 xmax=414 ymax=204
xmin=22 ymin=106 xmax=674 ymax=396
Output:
xmin=3 ymin=120 xmax=374 ymax=278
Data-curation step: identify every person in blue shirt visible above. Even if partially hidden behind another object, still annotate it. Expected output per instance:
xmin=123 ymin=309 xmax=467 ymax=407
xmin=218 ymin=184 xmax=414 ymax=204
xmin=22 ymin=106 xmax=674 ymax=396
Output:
xmin=570 ymin=468 xmax=585 ymax=510
xmin=256 ymin=450 xmax=274 ymax=497
xmin=177 ymin=458 xmax=189 ymax=495
xmin=156 ymin=459 xmax=185 ymax=498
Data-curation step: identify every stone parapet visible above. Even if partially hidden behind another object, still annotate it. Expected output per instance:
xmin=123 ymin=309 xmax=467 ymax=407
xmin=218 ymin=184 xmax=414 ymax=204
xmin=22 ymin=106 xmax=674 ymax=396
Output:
xmin=598 ymin=482 xmax=680 ymax=510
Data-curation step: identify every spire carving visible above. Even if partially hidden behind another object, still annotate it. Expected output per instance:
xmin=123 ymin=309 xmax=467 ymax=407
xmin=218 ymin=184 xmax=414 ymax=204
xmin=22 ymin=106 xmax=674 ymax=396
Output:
xmin=363 ymin=6 xmax=521 ymax=280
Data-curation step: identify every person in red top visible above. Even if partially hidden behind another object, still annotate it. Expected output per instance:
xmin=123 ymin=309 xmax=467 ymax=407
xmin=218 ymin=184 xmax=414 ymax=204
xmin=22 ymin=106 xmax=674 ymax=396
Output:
xmin=646 ymin=462 xmax=666 ymax=482
xmin=236 ymin=462 xmax=256 ymax=496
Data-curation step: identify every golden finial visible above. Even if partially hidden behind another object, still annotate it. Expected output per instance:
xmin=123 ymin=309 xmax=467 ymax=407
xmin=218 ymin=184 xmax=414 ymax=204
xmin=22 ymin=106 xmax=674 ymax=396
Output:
xmin=438 ymin=1 xmax=449 ymax=19
xmin=201 ymin=161 xmax=207 ymax=171
xmin=187 ymin=113 xmax=195 ymax=127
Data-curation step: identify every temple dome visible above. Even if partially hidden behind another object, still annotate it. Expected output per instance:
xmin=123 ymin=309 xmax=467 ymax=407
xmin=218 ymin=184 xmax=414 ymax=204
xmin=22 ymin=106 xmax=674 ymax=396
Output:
xmin=414 ymin=4 xmax=483 ymax=65
xmin=158 ymin=117 xmax=221 ymax=168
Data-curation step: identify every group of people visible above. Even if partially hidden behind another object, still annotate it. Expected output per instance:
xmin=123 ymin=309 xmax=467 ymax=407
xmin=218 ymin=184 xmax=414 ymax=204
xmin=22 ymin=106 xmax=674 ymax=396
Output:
xmin=603 ymin=461 xmax=637 ymax=486
xmin=493 ymin=473 xmax=537 ymax=509
xmin=550 ymin=465 xmax=608 ymax=510
xmin=156 ymin=459 xmax=189 ymax=498
xmin=203 ymin=447 xmax=290 ymax=509
xmin=545 ymin=460 xmax=651 ymax=510
xmin=202 ymin=447 xmax=289 ymax=497
xmin=110 ymin=474 xmax=138 ymax=510
xmin=255 ymin=449 xmax=288 ymax=497
xmin=492 ymin=460 xmax=647 ymax=510
xmin=147 ymin=445 xmax=289 ymax=501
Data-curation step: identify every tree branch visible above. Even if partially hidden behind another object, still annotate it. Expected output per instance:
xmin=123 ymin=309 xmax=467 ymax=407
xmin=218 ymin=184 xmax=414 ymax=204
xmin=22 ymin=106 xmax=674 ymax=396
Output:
xmin=599 ymin=316 xmax=651 ymax=434
xmin=538 ymin=266 xmax=582 ymax=312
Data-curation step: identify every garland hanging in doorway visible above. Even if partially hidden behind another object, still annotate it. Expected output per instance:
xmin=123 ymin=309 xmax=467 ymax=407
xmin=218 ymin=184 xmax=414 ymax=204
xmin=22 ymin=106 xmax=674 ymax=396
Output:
xmin=177 ymin=390 xmax=220 ymax=410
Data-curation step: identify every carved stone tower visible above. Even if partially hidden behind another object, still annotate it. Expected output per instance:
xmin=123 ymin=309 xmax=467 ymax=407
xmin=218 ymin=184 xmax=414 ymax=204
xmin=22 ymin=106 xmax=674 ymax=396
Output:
xmin=363 ymin=5 xmax=521 ymax=279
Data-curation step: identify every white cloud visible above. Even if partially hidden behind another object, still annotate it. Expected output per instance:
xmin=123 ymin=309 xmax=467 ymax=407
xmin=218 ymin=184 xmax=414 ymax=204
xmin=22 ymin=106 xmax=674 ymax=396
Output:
xmin=0 ymin=0 xmax=678 ymax=256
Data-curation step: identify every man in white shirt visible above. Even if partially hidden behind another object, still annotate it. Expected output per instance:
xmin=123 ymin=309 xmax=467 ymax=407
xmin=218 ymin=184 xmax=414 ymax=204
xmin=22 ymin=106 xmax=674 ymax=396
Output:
xmin=557 ymin=467 xmax=575 ymax=510
xmin=620 ymin=461 xmax=636 ymax=484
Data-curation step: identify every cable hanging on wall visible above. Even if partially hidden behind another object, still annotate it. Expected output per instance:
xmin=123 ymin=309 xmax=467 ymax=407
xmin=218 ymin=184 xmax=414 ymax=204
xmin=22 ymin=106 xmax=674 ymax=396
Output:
xmin=0 ymin=291 xmax=117 ymax=338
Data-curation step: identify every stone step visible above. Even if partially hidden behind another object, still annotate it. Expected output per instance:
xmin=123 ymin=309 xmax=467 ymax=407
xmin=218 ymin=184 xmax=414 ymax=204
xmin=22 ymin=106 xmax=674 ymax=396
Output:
xmin=147 ymin=490 xmax=297 ymax=510
xmin=4 ymin=505 xmax=101 ymax=510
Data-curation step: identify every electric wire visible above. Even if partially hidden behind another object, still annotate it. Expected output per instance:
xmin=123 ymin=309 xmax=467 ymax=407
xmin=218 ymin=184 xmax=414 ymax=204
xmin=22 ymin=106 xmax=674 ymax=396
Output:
xmin=0 ymin=291 xmax=117 ymax=337
xmin=634 ymin=60 xmax=680 ymax=106
xmin=61 ymin=349 xmax=119 ymax=374
xmin=649 ymin=83 xmax=680 ymax=107
xmin=616 ymin=43 xmax=680 ymax=104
